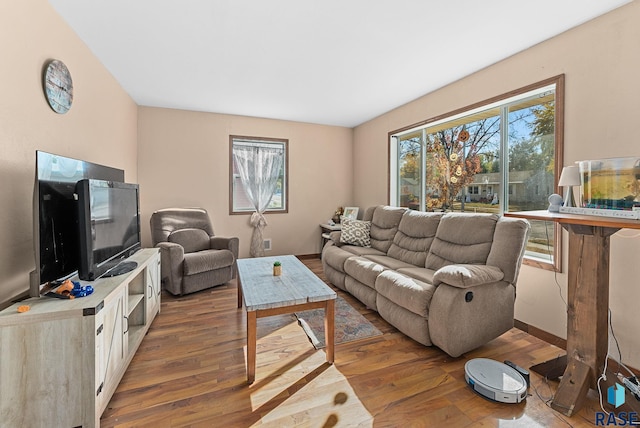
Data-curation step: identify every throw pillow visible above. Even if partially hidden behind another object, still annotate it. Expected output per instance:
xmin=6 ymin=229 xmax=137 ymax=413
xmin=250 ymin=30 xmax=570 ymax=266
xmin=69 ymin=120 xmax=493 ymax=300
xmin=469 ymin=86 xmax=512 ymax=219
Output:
xmin=340 ymin=218 xmax=372 ymax=247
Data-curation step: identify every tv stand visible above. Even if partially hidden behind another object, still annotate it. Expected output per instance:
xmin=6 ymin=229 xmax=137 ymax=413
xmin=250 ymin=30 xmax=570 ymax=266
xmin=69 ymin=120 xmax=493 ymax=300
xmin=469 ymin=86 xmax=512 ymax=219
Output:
xmin=0 ymin=248 xmax=161 ymax=427
xmin=103 ymin=260 xmax=138 ymax=277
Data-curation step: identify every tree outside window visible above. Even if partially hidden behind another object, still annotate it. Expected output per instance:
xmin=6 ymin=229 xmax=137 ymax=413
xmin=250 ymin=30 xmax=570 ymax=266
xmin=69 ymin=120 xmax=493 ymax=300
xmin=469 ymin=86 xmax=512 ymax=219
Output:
xmin=391 ymin=76 xmax=564 ymax=269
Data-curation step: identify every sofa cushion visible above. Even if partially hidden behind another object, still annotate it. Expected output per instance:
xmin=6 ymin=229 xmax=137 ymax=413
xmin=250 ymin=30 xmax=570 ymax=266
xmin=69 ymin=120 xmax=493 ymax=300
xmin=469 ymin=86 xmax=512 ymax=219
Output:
xmin=183 ymin=249 xmax=234 ymax=275
xmin=369 ymin=206 xmax=406 ymax=253
xmin=363 ymin=255 xmax=415 ymax=271
xmin=340 ymin=218 xmax=372 ymax=247
xmin=341 ymin=246 xmax=387 ymax=257
xmin=396 ymin=267 xmax=436 ymax=284
xmin=345 ymin=276 xmax=378 ymax=310
xmin=322 ymin=244 xmax=385 ymax=275
xmin=377 ymin=295 xmax=431 ymax=345
xmin=433 ymin=264 xmax=504 ymax=288
xmin=168 ymin=228 xmax=210 ymax=253
xmin=344 ymin=256 xmax=386 ymax=289
xmin=387 ymin=211 xmax=443 ymax=266
xmin=425 ymin=213 xmax=498 ymax=270
xmin=375 ymin=270 xmax=437 ymax=317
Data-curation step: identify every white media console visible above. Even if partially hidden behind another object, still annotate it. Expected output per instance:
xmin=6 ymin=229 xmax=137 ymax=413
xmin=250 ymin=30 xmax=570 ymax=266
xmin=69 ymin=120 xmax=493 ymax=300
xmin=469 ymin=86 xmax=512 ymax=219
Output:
xmin=0 ymin=248 xmax=161 ymax=427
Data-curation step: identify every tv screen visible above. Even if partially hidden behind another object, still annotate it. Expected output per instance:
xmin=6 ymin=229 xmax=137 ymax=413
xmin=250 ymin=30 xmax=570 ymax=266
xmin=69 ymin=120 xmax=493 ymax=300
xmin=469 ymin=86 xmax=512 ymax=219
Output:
xmin=33 ymin=151 xmax=124 ymax=295
xmin=76 ymin=179 xmax=141 ymax=281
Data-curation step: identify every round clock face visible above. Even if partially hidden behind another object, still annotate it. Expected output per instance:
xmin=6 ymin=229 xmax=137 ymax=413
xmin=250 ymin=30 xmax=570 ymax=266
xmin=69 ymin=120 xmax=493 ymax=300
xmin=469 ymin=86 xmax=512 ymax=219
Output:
xmin=44 ymin=60 xmax=73 ymax=114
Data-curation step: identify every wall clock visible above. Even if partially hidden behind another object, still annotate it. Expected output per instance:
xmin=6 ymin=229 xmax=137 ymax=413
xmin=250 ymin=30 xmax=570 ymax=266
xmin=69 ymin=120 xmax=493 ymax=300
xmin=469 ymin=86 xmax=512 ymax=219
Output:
xmin=43 ymin=59 xmax=73 ymax=114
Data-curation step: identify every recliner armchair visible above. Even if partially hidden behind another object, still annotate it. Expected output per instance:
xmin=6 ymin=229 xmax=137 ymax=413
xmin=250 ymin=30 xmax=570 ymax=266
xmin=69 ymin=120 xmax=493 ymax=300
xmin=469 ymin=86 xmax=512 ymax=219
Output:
xmin=150 ymin=208 xmax=239 ymax=295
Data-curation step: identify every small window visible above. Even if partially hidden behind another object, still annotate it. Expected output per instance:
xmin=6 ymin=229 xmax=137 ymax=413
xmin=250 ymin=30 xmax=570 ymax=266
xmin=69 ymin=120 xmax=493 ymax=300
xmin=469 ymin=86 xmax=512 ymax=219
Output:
xmin=229 ymin=135 xmax=288 ymax=214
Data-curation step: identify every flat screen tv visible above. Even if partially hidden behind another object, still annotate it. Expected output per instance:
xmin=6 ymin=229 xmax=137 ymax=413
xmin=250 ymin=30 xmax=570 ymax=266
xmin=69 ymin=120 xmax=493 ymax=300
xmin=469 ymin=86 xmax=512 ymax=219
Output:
xmin=76 ymin=179 xmax=141 ymax=281
xmin=32 ymin=151 xmax=124 ymax=296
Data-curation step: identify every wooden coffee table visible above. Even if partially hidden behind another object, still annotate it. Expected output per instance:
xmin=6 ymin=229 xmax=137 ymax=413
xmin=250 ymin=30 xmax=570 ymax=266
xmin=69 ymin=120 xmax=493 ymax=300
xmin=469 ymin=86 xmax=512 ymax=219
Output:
xmin=236 ymin=255 xmax=336 ymax=384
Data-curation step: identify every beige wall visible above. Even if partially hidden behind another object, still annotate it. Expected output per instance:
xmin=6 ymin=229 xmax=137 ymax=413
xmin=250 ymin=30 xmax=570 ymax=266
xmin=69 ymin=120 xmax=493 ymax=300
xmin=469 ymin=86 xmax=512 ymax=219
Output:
xmin=4 ymin=0 xmax=639 ymax=368
xmin=353 ymin=2 xmax=640 ymax=368
xmin=137 ymin=107 xmax=353 ymax=258
xmin=0 ymin=0 xmax=138 ymax=304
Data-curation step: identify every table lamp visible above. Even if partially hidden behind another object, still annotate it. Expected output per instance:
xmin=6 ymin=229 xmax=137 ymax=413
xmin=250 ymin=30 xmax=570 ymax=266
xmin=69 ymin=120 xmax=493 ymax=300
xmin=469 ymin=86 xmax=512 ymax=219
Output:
xmin=558 ymin=165 xmax=581 ymax=207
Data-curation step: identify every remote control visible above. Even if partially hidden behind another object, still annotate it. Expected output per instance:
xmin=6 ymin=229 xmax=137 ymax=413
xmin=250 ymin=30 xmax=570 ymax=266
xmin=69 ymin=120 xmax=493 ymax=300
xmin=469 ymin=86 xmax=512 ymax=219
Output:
xmin=504 ymin=360 xmax=530 ymax=388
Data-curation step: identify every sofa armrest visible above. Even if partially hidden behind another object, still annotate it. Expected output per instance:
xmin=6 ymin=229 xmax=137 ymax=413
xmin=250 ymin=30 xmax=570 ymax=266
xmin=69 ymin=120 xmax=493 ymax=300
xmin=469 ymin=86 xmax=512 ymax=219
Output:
xmin=156 ymin=242 xmax=185 ymax=295
xmin=329 ymin=231 xmax=343 ymax=246
xmin=432 ymin=264 xmax=504 ymax=288
xmin=429 ymin=281 xmax=515 ymax=357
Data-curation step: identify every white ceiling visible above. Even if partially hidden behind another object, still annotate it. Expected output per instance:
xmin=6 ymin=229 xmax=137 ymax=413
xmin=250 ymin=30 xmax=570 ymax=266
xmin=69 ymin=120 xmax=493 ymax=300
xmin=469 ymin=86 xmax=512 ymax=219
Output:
xmin=49 ymin=0 xmax=631 ymax=128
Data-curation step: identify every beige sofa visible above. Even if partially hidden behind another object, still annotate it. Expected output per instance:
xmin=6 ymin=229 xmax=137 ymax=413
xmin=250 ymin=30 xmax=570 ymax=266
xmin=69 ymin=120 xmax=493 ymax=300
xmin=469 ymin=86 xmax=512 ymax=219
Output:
xmin=322 ymin=205 xmax=530 ymax=357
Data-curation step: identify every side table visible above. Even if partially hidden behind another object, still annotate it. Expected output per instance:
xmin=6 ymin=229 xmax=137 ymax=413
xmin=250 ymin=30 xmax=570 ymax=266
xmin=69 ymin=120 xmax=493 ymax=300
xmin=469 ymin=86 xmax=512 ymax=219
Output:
xmin=319 ymin=223 xmax=341 ymax=253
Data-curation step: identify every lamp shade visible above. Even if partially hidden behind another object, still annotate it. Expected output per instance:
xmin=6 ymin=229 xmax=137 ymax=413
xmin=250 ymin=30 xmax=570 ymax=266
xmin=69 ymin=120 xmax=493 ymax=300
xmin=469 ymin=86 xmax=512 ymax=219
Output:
xmin=558 ymin=165 xmax=581 ymax=187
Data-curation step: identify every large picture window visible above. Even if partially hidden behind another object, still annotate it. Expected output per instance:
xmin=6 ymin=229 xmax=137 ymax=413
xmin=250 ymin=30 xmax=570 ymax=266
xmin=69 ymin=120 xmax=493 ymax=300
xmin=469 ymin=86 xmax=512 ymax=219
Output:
xmin=390 ymin=76 xmax=564 ymax=270
xmin=230 ymin=135 xmax=288 ymax=214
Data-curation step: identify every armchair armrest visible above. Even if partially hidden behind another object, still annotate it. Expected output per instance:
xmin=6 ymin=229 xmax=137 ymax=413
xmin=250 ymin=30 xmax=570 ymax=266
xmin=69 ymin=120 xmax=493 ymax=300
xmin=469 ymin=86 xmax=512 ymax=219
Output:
xmin=210 ymin=236 xmax=239 ymax=257
xmin=156 ymin=241 xmax=184 ymax=259
xmin=210 ymin=236 xmax=239 ymax=278
xmin=155 ymin=242 xmax=185 ymax=295
xmin=432 ymin=264 xmax=504 ymax=288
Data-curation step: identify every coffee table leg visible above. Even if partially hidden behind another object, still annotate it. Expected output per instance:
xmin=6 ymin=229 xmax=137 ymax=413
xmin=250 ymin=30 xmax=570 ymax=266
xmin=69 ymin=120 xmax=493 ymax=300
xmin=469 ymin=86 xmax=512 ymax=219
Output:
xmin=237 ymin=278 xmax=243 ymax=309
xmin=325 ymin=299 xmax=335 ymax=364
xmin=247 ymin=310 xmax=256 ymax=383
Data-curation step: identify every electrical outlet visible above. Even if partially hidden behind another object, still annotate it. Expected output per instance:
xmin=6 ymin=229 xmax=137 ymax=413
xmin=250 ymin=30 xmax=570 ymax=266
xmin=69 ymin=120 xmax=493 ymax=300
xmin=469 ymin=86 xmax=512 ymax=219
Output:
xmin=263 ymin=239 xmax=272 ymax=251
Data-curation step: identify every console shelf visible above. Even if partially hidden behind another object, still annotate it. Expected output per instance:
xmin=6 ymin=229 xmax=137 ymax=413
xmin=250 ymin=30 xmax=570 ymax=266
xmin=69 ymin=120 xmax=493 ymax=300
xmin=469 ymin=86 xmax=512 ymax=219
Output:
xmin=0 ymin=248 xmax=161 ymax=427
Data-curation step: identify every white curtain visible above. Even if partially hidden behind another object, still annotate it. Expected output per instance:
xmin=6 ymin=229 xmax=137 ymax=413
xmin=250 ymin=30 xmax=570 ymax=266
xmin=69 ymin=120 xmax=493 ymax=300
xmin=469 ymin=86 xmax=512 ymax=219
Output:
xmin=233 ymin=144 xmax=284 ymax=257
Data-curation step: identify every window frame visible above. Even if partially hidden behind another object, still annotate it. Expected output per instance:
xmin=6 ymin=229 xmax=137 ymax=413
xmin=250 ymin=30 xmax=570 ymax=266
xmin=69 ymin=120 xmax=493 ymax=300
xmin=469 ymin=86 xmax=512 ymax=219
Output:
xmin=229 ymin=135 xmax=289 ymax=215
xmin=387 ymin=75 xmax=565 ymax=272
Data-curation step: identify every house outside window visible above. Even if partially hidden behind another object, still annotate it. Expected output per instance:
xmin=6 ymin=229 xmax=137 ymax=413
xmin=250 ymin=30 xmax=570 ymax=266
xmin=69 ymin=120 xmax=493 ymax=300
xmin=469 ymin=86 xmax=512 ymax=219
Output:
xmin=229 ymin=135 xmax=288 ymax=214
xmin=390 ymin=76 xmax=564 ymax=270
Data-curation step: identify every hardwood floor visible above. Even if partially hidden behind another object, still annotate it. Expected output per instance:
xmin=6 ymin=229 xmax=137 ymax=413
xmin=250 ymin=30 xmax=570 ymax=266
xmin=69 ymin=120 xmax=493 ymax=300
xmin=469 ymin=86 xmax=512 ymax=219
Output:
xmin=101 ymin=258 xmax=606 ymax=427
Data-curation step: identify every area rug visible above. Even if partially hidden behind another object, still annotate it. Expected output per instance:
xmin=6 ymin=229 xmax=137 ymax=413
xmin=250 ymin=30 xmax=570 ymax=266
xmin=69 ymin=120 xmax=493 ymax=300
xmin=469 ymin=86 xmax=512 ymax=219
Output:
xmin=295 ymin=296 xmax=382 ymax=349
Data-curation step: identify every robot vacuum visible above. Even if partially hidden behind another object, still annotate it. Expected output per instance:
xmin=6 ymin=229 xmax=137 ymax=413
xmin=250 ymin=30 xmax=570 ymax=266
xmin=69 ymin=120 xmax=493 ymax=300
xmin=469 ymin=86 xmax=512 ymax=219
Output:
xmin=465 ymin=358 xmax=528 ymax=404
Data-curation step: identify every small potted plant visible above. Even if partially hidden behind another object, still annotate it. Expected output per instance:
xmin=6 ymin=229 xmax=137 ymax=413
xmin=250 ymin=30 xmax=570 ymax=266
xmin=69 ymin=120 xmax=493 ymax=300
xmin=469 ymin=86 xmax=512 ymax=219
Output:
xmin=273 ymin=261 xmax=282 ymax=276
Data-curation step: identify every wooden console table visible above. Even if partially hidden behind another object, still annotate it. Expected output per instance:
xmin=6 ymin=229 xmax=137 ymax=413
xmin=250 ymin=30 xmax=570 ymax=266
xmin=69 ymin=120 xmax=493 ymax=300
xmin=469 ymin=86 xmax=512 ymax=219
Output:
xmin=505 ymin=210 xmax=640 ymax=416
